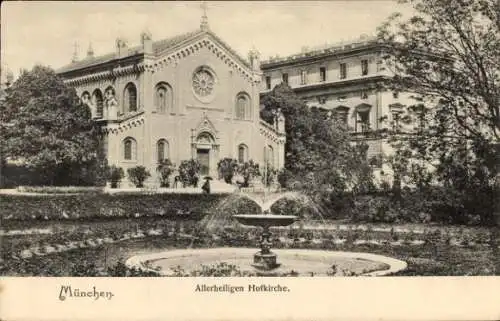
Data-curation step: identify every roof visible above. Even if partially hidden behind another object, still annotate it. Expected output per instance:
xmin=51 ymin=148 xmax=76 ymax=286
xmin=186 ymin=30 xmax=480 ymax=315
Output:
xmin=57 ymin=29 xmax=205 ymax=74
xmin=57 ymin=28 xmax=252 ymax=74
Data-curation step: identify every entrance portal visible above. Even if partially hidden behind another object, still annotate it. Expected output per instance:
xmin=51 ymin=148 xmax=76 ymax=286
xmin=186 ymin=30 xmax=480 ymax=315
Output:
xmin=197 ymin=149 xmax=210 ymax=176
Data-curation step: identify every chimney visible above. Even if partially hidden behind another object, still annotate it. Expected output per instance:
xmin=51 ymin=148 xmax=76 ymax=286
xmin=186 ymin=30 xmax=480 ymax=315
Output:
xmin=115 ymin=38 xmax=128 ymax=58
xmin=141 ymin=30 xmax=153 ymax=55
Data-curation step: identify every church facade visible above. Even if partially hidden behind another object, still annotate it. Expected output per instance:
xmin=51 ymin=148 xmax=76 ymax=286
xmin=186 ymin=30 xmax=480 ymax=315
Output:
xmin=57 ymin=21 xmax=285 ymax=186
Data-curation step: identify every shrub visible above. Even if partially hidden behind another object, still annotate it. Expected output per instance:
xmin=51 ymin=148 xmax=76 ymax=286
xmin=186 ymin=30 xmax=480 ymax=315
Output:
xmin=107 ymin=166 xmax=124 ymax=188
xmin=178 ymin=160 xmax=201 ymax=187
xmin=127 ymin=166 xmax=151 ymax=188
xmin=277 ymin=168 xmax=294 ymax=189
xmin=217 ymin=158 xmax=238 ymax=184
xmin=156 ymin=159 xmax=175 ymax=188
xmin=235 ymin=160 xmax=260 ymax=188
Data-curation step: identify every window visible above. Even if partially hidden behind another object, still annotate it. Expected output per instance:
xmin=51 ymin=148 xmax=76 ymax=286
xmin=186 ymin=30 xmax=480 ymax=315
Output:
xmin=282 ymin=73 xmax=288 ymax=85
xmin=238 ymin=144 xmax=248 ymax=163
xmin=339 ymin=63 xmax=347 ymax=79
xmin=361 ymin=91 xmax=368 ymax=99
xmin=300 ymin=70 xmax=307 ymax=85
xmin=155 ymin=83 xmax=172 ymax=113
xmin=265 ymin=76 xmax=271 ymax=90
xmin=157 ymin=139 xmax=169 ymax=162
xmin=235 ymin=93 xmax=251 ymax=120
xmin=123 ymin=137 xmax=137 ymax=160
xmin=335 ymin=106 xmax=349 ymax=125
xmin=92 ymin=89 xmax=104 ymax=118
xmin=361 ymin=59 xmax=369 ymax=76
xmin=320 ymin=67 xmax=326 ymax=82
xmin=264 ymin=145 xmax=274 ymax=167
xmin=124 ymin=83 xmax=137 ymax=113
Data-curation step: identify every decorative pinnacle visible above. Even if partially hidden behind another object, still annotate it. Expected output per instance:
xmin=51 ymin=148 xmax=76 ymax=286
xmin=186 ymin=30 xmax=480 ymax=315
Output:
xmin=71 ymin=42 xmax=79 ymax=63
xmin=87 ymin=42 xmax=94 ymax=57
xmin=200 ymin=1 xmax=209 ymax=31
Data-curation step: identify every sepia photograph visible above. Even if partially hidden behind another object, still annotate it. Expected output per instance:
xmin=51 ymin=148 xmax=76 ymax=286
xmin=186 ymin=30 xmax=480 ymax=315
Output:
xmin=0 ymin=0 xmax=499 ymax=282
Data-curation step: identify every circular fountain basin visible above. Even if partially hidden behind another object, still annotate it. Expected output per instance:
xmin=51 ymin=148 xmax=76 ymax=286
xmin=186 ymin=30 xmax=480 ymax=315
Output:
xmin=233 ymin=214 xmax=298 ymax=228
xmin=126 ymin=248 xmax=407 ymax=276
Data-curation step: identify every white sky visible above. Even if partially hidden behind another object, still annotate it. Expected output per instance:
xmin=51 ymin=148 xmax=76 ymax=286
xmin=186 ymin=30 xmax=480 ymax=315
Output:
xmin=1 ymin=1 xmax=413 ymax=78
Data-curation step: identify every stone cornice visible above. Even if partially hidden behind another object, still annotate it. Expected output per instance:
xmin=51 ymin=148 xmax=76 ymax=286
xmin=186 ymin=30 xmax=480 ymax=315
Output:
xmin=99 ymin=111 xmax=145 ymax=135
xmin=145 ymin=35 xmax=260 ymax=84
xmin=259 ymin=120 xmax=285 ymax=145
xmin=63 ymin=63 xmax=145 ymax=87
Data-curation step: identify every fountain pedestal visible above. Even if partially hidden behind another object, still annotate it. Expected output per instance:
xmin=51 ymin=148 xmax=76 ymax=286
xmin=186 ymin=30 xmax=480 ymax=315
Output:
xmin=252 ymin=227 xmax=280 ymax=271
xmin=233 ymin=214 xmax=297 ymax=275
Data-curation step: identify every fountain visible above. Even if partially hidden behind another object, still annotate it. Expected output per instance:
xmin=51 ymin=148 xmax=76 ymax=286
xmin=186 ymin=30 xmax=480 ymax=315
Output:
xmin=233 ymin=213 xmax=297 ymax=274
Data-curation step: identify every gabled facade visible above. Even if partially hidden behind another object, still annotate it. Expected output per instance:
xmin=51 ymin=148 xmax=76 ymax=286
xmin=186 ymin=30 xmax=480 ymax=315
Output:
xmin=57 ymin=24 xmax=285 ymax=187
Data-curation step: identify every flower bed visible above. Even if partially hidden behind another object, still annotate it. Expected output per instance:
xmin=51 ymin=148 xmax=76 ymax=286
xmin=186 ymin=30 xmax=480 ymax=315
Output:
xmin=0 ymin=193 xmax=227 ymax=220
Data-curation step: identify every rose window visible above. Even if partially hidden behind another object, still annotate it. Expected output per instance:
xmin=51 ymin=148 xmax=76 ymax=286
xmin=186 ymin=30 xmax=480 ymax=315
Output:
xmin=192 ymin=69 xmax=215 ymax=97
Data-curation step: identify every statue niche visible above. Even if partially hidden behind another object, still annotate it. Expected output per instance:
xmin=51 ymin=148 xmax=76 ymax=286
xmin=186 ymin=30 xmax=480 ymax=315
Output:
xmin=104 ymin=87 xmax=118 ymax=120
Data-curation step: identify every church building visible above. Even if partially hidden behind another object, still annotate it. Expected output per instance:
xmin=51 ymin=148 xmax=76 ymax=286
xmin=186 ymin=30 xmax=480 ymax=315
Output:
xmin=56 ymin=13 xmax=286 ymax=186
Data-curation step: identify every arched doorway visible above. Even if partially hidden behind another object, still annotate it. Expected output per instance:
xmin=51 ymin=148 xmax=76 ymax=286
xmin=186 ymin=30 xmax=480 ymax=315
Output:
xmin=195 ymin=132 xmax=216 ymax=176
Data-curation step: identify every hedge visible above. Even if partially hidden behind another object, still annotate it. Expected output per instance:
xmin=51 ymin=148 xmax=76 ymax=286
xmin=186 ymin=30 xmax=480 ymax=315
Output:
xmin=0 ymin=193 xmax=230 ymax=221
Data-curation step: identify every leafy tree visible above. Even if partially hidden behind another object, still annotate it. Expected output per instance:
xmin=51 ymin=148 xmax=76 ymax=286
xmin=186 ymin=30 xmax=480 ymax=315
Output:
xmin=235 ymin=160 xmax=260 ymax=188
xmin=127 ymin=166 xmax=151 ymax=188
xmin=260 ymin=83 xmax=375 ymax=198
xmin=217 ymin=158 xmax=238 ymax=184
xmin=0 ymin=65 xmax=100 ymax=186
xmin=156 ymin=158 xmax=175 ymax=187
xmin=377 ymin=0 xmax=499 ymax=225
xmin=178 ymin=159 xmax=201 ymax=187
xmin=107 ymin=165 xmax=124 ymax=188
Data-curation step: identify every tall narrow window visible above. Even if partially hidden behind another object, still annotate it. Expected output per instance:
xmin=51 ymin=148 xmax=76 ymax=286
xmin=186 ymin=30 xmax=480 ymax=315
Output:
xmin=124 ymin=83 xmax=137 ymax=113
xmin=361 ymin=59 xmax=369 ymax=75
xmin=339 ymin=63 xmax=347 ymax=79
xmin=123 ymin=137 xmax=136 ymax=160
xmin=282 ymin=73 xmax=288 ymax=85
xmin=155 ymin=83 xmax=172 ymax=113
xmin=235 ymin=93 xmax=251 ymax=120
xmin=157 ymin=139 xmax=169 ymax=162
xmin=320 ymin=67 xmax=326 ymax=82
xmin=238 ymin=144 xmax=248 ymax=163
xmin=264 ymin=145 xmax=274 ymax=167
xmin=356 ymin=111 xmax=370 ymax=133
xmin=92 ymin=89 xmax=104 ymax=118
xmin=265 ymin=76 xmax=271 ymax=90
xmin=300 ymin=70 xmax=307 ymax=85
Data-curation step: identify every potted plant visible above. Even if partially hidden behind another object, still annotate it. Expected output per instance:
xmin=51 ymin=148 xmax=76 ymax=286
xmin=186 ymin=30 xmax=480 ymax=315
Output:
xmin=108 ymin=165 xmax=124 ymax=189
xmin=178 ymin=159 xmax=201 ymax=187
xmin=157 ymin=158 xmax=175 ymax=188
xmin=217 ymin=158 xmax=238 ymax=184
xmin=127 ymin=166 xmax=151 ymax=188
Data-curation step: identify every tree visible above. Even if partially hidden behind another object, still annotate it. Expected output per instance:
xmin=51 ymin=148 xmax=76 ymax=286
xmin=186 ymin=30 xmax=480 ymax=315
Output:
xmin=157 ymin=158 xmax=175 ymax=187
xmin=0 ymin=65 xmax=100 ymax=186
xmin=127 ymin=166 xmax=151 ymax=188
xmin=217 ymin=158 xmax=238 ymax=184
xmin=260 ymin=83 xmax=375 ymax=198
xmin=178 ymin=159 xmax=201 ymax=187
xmin=377 ymin=0 xmax=499 ymax=225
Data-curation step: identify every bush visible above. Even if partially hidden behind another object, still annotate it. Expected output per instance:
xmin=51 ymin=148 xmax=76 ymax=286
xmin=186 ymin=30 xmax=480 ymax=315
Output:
xmin=107 ymin=166 xmax=124 ymax=188
xmin=178 ymin=160 xmax=201 ymax=187
xmin=156 ymin=159 xmax=175 ymax=188
xmin=235 ymin=160 xmax=260 ymax=188
xmin=127 ymin=166 xmax=151 ymax=188
xmin=217 ymin=158 xmax=238 ymax=184
xmin=16 ymin=186 xmax=103 ymax=194
xmin=277 ymin=168 xmax=294 ymax=189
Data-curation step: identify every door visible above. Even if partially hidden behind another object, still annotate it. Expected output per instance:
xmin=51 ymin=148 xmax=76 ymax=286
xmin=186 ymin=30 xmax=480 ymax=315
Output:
xmin=197 ymin=149 xmax=210 ymax=176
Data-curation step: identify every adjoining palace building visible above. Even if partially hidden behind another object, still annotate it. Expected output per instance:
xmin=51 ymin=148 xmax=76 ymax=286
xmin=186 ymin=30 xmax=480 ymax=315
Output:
xmin=56 ymin=15 xmax=286 ymax=186
xmin=259 ymin=35 xmax=414 ymax=169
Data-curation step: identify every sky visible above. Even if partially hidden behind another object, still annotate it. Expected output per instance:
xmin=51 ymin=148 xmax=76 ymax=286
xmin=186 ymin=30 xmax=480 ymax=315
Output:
xmin=1 ymin=1 xmax=413 ymax=79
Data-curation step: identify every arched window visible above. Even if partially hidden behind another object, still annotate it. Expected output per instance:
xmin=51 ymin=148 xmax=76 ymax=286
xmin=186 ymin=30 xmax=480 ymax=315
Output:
xmin=235 ymin=93 xmax=251 ymax=120
xmin=155 ymin=83 xmax=173 ymax=113
xmin=264 ymin=145 xmax=274 ymax=167
xmin=157 ymin=139 xmax=169 ymax=162
xmin=238 ymin=144 xmax=248 ymax=163
xmin=92 ymin=89 xmax=104 ymax=118
xmin=123 ymin=83 xmax=137 ymax=113
xmin=123 ymin=137 xmax=137 ymax=160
